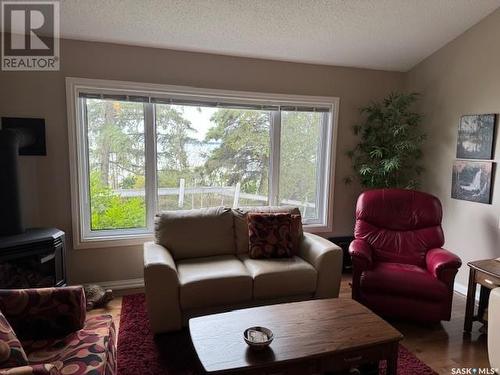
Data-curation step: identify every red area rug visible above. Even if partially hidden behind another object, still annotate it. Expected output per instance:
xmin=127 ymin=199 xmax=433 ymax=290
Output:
xmin=117 ymin=294 xmax=437 ymax=375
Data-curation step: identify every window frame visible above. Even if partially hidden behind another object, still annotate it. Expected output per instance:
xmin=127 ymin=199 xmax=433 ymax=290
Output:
xmin=66 ymin=77 xmax=339 ymax=249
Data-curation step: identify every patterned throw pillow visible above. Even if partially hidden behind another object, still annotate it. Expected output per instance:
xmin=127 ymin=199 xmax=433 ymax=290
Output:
xmin=248 ymin=213 xmax=296 ymax=259
xmin=0 ymin=311 xmax=28 ymax=368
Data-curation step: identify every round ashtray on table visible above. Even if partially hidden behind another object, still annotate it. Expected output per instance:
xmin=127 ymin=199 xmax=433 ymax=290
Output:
xmin=243 ymin=326 xmax=274 ymax=350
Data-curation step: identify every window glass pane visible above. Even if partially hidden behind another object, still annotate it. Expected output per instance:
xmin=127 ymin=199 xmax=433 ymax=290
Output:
xmin=279 ymin=111 xmax=323 ymax=220
xmin=85 ymin=98 xmax=146 ymax=230
xmin=156 ymin=104 xmax=271 ymax=211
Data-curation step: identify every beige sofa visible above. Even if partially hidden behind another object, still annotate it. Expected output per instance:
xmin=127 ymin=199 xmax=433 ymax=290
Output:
xmin=143 ymin=206 xmax=343 ymax=333
xmin=489 ymin=287 xmax=499 ymax=372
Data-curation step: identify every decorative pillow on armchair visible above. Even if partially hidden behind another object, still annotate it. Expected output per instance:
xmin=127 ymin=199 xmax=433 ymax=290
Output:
xmin=0 ymin=311 xmax=28 ymax=369
xmin=248 ymin=213 xmax=299 ymax=259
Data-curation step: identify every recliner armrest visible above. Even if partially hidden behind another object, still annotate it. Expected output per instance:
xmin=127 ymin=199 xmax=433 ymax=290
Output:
xmin=349 ymin=239 xmax=373 ymax=271
xmin=298 ymin=233 xmax=343 ymax=298
xmin=143 ymin=242 xmax=181 ymax=333
xmin=426 ymin=247 xmax=461 ymax=284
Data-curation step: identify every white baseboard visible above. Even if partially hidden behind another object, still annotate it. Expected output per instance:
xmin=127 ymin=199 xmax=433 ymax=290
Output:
xmin=96 ymin=278 xmax=144 ymax=290
xmin=92 ymin=278 xmax=477 ymax=299
xmin=454 ymin=281 xmax=480 ymax=302
xmin=454 ymin=282 xmax=468 ymax=297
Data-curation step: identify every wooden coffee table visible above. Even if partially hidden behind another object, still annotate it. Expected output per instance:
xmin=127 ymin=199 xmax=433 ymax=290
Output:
xmin=189 ymin=298 xmax=403 ymax=374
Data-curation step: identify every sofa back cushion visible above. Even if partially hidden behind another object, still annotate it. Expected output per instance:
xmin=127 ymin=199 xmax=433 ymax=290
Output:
xmin=155 ymin=207 xmax=235 ymax=260
xmin=233 ymin=206 xmax=303 ymax=254
xmin=0 ymin=287 xmax=86 ymax=341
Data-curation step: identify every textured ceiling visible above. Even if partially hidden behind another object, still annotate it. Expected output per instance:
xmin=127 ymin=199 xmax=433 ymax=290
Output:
xmin=60 ymin=0 xmax=500 ymax=71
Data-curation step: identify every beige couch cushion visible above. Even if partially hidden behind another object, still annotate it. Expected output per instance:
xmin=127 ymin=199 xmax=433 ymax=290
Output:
xmin=489 ymin=288 xmax=500 ymax=370
xmin=177 ymin=255 xmax=252 ymax=310
xmin=239 ymin=254 xmax=317 ymax=299
xmin=233 ymin=206 xmax=303 ymax=254
xmin=155 ymin=207 xmax=235 ymax=260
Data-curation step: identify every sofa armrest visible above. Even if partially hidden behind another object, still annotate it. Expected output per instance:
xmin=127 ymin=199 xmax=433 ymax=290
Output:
xmin=0 ymin=286 xmax=86 ymax=340
xmin=488 ymin=288 xmax=500 ymax=370
xmin=298 ymin=233 xmax=343 ymax=298
xmin=426 ymin=248 xmax=462 ymax=286
xmin=0 ymin=364 xmax=59 ymax=375
xmin=143 ymin=242 xmax=182 ymax=334
xmin=349 ymin=239 xmax=373 ymax=271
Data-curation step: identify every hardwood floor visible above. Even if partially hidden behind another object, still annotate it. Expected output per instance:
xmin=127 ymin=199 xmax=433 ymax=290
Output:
xmin=88 ymin=274 xmax=491 ymax=374
xmin=87 ymin=294 xmax=123 ymax=332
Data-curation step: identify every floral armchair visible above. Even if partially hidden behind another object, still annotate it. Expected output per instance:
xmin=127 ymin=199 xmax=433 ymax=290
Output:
xmin=0 ymin=286 xmax=116 ymax=375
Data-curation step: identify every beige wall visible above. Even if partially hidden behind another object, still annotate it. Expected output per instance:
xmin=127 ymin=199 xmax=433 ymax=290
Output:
xmin=0 ymin=38 xmax=403 ymax=284
xmin=406 ymin=8 xmax=500 ymax=291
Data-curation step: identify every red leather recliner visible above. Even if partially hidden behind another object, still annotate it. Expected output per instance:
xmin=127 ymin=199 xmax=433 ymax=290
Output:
xmin=349 ymin=189 xmax=462 ymax=322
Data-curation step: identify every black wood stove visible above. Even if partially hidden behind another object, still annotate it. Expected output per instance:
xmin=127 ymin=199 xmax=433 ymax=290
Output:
xmin=0 ymin=119 xmax=66 ymax=288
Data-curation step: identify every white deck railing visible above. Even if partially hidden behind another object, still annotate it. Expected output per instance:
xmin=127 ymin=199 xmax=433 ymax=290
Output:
xmin=113 ymin=179 xmax=315 ymax=213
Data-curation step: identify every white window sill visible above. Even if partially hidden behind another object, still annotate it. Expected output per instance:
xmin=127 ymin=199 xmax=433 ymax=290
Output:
xmin=74 ymin=223 xmax=331 ymax=249
xmin=74 ymin=233 xmax=155 ymax=249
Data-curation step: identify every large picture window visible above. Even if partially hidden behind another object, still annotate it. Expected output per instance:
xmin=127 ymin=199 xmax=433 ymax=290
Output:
xmin=67 ymin=78 xmax=337 ymax=246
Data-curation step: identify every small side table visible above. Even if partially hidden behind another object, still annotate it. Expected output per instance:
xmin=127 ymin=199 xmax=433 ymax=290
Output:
xmin=464 ymin=259 xmax=500 ymax=333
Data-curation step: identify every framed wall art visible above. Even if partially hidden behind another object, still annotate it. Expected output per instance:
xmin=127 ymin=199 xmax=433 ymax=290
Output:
xmin=451 ymin=160 xmax=494 ymax=204
xmin=456 ymin=114 xmax=496 ymax=159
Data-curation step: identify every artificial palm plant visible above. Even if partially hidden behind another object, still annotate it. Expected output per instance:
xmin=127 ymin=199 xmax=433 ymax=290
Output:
xmin=346 ymin=92 xmax=426 ymax=189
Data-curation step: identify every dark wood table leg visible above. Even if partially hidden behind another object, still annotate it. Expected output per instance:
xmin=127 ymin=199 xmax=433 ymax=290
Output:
xmin=386 ymin=344 xmax=398 ymax=375
xmin=478 ymin=285 xmax=490 ymax=321
xmin=464 ymin=268 xmax=477 ymax=333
